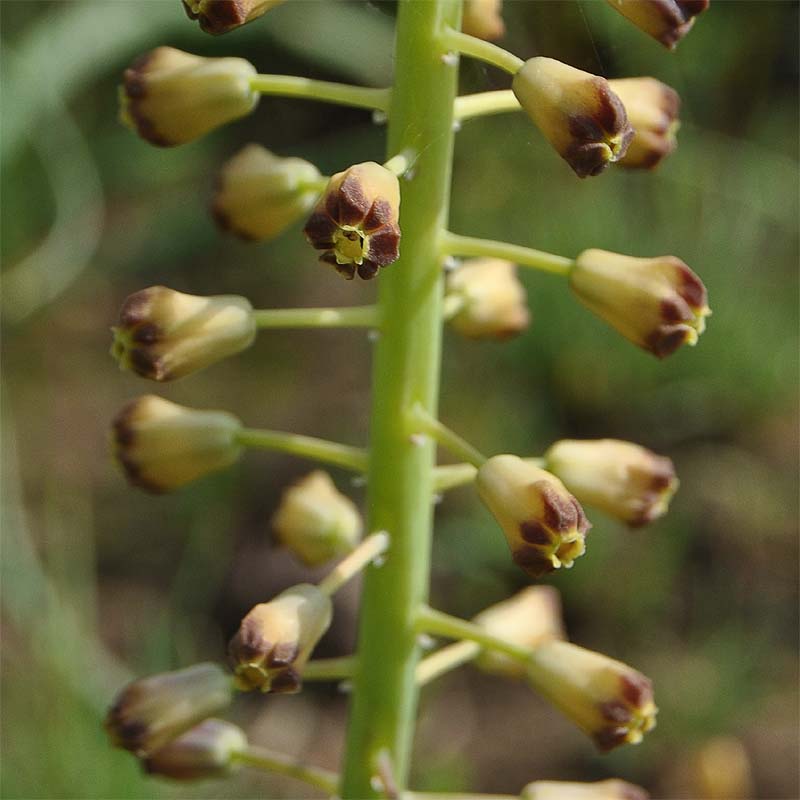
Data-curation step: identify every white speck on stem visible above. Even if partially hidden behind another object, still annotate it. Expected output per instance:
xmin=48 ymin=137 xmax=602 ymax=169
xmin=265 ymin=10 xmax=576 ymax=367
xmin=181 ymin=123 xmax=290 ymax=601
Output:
xmin=409 ymin=433 xmax=427 ymax=447
xmin=367 ymin=329 xmax=380 ymax=342
xmin=441 ymin=51 xmax=458 ymax=67
xmin=442 ymin=256 xmax=460 ymax=272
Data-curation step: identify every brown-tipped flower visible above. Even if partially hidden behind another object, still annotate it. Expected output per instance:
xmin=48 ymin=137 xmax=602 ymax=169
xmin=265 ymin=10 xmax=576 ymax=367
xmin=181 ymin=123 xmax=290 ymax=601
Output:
xmin=527 ymin=640 xmax=657 ymax=751
xmin=570 ymin=249 xmax=710 ymax=358
xmin=462 ymin=0 xmax=505 ymax=41
xmin=476 ymin=455 xmax=591 ymax=579
xmin=605 ymin=0 xmax=710 ymax=49
xmin=609 ymin=78 xmax=680 ymax=169
xmin=111 ymin=286 xmax=256 ymax=382
xmin=272 ymin=471 xmax=363 ymax=567
xmin=544 ymin=439 xmax=678 ymax=527
xmin=522 ymin=779 xmax=650 ymax=800
xmin=143 ymin=719 xmax=247 ymax=781
xmin=105 ymin=663 xmax=233 ymax=756
xmin=512 ymin=57 xmax=633 ymax=178
xmin=303 ymin=162 xmax=401 ymax=280
xmin=119 ymin=47 xmax=257 ymax=147
xmin=228 ymin=584 xmax=332 ymax=693
xmin=183 ymin=0 xmax=285 ymax=35
xmin=111 ymin=396 xmax=243 ymax=493
xmin=473 ymin=586 xmax=565 ymax=678
xmin=213 ymin=144 xmax=323 ymax=242
xmin=447 ymin=258 xmax=530 ymax=340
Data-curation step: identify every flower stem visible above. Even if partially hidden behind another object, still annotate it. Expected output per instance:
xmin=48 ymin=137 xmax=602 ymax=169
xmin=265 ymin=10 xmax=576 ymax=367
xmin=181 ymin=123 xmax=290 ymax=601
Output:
xmin=318 ymin=531 xmax=391 ymax=596
xmin=302 ymin=656 xmax=356 ymax=682
xmin=249 ymin=74 xmax=391 ymax=112
xmin=236 ymin=429 xmax=368 ymax=472
xmin=383 ymin=147 xmax=418 ymax=178
xmin=434 ymin=457 xmax=545 ymax=492
xmin=253 ymin=306 xmax=380 ymax=329
xmin=340 ymin=1 xmax=462 ymax=796
xmin=441 ymin=232 xmax=574 ymax=276
xmin=455 ymin=89 xmax=520 ymax=121
xmin=416 ymin=639 xmax=481 ymax=686
xmin=232 ymin=746 xmax=338 ymax=795
xmin=440 ymin=27 xmax=523 ymax=75
xmin=407 ymin=403 xmax=487 ymax=467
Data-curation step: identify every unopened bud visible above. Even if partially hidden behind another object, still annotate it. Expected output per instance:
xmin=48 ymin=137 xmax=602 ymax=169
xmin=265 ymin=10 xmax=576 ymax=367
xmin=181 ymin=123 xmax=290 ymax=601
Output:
xmin=144 ymin=719 xmax=247 ymax=781
xmin=476 ymin=455 xmax=591 ymax=579
xmin=527 ymin=640 xmax=657 ymax=751
xmin=111 ymin=396 xmax=242 ymax=493
xmin=462 ymin=0 xmax=505 ymax=41
xmin=213 ymin=144 xmax=322 ymax=241
xmin=522 ymin=779 xmax=649 ymax=800
xmin=303 ymin=162 xmax=401 ymax=280
xmin=105 ymin=663 xmax=233 ymax=756
xmin=272 ymin=471 xmax=363 ymax=567
xmin=512 ymin=57 xmax=633 ymax=178
xmin=609 ymin=78 xmax=680 ymax=169
xmin=111 ymin=287 xmax=255 ymax=381
xmin=570 ymin=249 xmax=710 ymax=358
xmin=473 ymin=586 xmax=565 ymax=678
xmin=447 ymin=258 xmax=530 ymax=340
xmin=228 ymin=584 xmax=332 ymax=693
xmin=119 ymin=47 xmax=257 ymax=147
xmin=605 ymin=0 xmax=709 ymax=50
xmin=544 ymin=439 xmax=678 ymax=526
xmin=183 ymin=0 xmax=285 ymax=35
xmin=692 ymin=737 xmax=753 ymax=800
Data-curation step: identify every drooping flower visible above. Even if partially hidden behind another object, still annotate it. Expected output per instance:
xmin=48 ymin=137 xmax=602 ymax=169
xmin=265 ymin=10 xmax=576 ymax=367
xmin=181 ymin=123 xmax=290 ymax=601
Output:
xmin=605 ymin=0 xmax=710 ymax=50
xmin=182 ymin=0 xmax=286 ymax=35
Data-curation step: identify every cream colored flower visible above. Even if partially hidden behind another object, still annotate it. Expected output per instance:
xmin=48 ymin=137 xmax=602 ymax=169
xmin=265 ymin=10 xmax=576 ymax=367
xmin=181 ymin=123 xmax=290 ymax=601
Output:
xmin=183 ymin=0 xmax=286 ymax=35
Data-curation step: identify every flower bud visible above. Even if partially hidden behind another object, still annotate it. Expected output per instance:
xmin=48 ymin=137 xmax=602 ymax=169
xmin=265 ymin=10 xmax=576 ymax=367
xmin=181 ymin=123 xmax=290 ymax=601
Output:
xmin=605 ymin=0 xmax=710 ymax=50
xmin=512 ymin=57 xmax=633 ymax=178
xmin=609 ymin=78 xmax=680 ymax=169
xmin=111 ymin=287 xmax=256 ymax=381
xmin=303 ymin=162 xmax=401 ymax=280
xmin=570 ymin=249 xmax=710 ymax=358
xmin=544 ymin=439 xmax=678 ymax=527
xmin=119 ymin=47 xmax=257 ymax=147
xmin=111 ymin=396 xmax=243 ymax=493
xmin=462 ymin=0 xmax=505 ymax=41
xmin=527 ymin=640 xmax=657 ymax=751
xmin=212 ymin=144 xmax=323 ymax=242
xmin=143 ymin=719 xmax=247 ymax=781
xmin=228 ymin=584 xmax=332 ymax=693
xmin=447 ymin=258 xmax=530 ymax=340
xmin=105 ymin=663 xmax=233 ymax=756
xmin=183 ymin=0 xmax=285 ymax=35
xmin=522 ymin=779 xmax=649 ymax=800
xmin=476 ymin=455 xmax=591 ymax=579
xmin=473 ymin=586 xmax=565 ymax=678
xmin=272 ymin=471 xmax=363 ymax=567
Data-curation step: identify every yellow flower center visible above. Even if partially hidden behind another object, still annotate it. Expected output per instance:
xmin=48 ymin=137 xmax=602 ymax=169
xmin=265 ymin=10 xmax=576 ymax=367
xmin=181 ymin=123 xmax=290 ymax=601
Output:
xmin=333 ymin=226 xmax=368 ymax=265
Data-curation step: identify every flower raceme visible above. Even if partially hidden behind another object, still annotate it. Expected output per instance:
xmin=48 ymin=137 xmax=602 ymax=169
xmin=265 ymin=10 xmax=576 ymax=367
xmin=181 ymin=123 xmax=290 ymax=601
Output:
xmin=512 ymin=57 xmax=633 ymax=178
xmin=119 ymin=47 xmax=257 ymax=147
xmin=609 ymin=78 xmax=681 ymax=169
xmin=272 ymin=471 xmax=363 ymax=567
xmin=303 ymin=162 xmax=401 ymax=280
xmin=462 ymin=0 xmax=505 ymax=41
xmin=605 ymin=0 xmax=710 ymax=50
xmin=183 ymin=0 xmax=286 ymax=35
xmin=527 ymin=640 xmax=657 ymax=752
xmin=476 ymin=455 xmax=591 ymax=579
xmin=569 ymin=249 xmax=710 ymax=358
xmin=213 ymin=145 xmax=323 ymax=242
xmin=112 ymin=396 xmax=243 ymax=493
xmin=228 ymin=584 xmax=332 ymax=693
xmin=105 ymin=663 xmax=234 ymax=756
xmin=521 ymin=779 xmax=649 ymax=800
xmin=544 ymin=439 xmax=678 ymax=526
xmin=111 ymin=286 xmax=256 ymax=381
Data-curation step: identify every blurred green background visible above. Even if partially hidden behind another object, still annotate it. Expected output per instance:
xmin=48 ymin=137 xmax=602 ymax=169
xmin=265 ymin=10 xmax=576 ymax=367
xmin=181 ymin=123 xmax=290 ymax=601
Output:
xmin=2 ymin=1 xmax=797 ymax=798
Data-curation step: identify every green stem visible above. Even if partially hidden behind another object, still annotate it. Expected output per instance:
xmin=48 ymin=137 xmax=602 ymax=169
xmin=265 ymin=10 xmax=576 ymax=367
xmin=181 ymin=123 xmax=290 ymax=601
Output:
xmin=442 ymin=293 xmax=466 ymax=321
xmin=434 ymin=457 xmax=545 ymax=492
xmin=233 ymin=746 xmax=338 ymax=795
xmin=383 ymin=147 xmax=418 ymax=178
xmin=249 ymin=74 xmax=391 ymax=112
xmin=340 ymin=1 xmax=462 ymax=796
xmin=253 ymin=306 xmax=380 ymax=329
xmin=454 ymin=89 xmax=520 ymax=121
xmin=236 ymin=429 xmax=368 ymax=472
xmin=302 ymin=656 xmax=356 ymax=682
xmin=440 ymin=28 xmax=523 ymax=74
xmin=441 ymin=232 xmax=574 ymax=276
xmin=415 ymin=605 xmax=533 ymax=664
xmin=416 ymin=639 xmax=481 ymax=686
xmin=407 ymin=403 xmax=487 ymax=467
xmin=318 ymin=531 xmax=390 ymax=596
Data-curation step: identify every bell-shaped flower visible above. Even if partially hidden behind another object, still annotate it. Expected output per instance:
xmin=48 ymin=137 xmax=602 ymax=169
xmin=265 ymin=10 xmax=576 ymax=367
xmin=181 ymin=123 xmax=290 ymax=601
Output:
xmin=182 ymin=0 xmax=285 ymax=35
xmin=605 ymin=0 xmax=710 ymax=50
xmin=462 ymin=0 xmax=505 ymax=41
